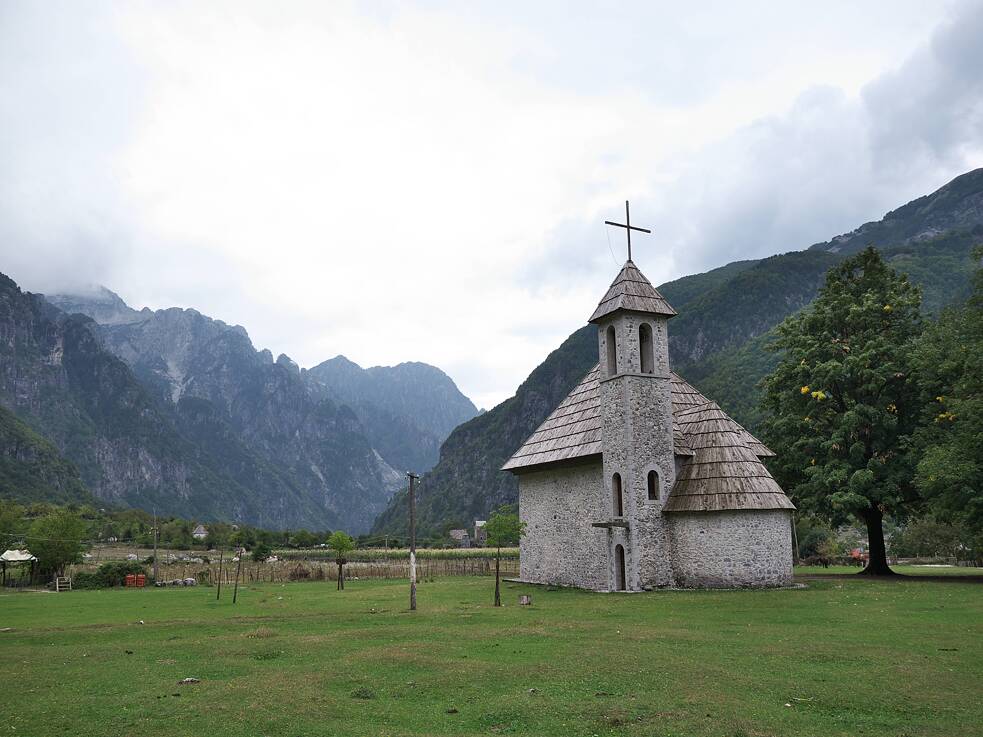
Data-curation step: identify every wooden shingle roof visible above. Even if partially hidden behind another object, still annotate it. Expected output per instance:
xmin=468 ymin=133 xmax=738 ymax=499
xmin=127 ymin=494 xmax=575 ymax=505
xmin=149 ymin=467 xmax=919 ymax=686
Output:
xmin=501 ymin=368 xmax=769 ymax=472
xmin=501 ymin=365 xmax=603 ymax=471
xmin=663 ymin=401 xmax=794 ymax=513
xmin=589 ymin=261 xmax=677 ymax=323
xmin=503 ymin=369 xmax=789 ymax=513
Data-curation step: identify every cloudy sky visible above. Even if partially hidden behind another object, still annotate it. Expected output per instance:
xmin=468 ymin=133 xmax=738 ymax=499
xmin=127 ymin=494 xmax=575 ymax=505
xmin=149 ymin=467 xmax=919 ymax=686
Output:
xmin=2 ymin=1 xmax=982 ymax=409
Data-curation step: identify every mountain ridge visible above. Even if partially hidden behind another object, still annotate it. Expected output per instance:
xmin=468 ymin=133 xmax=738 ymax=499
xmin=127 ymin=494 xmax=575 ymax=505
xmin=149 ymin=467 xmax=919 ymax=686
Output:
xmin=371 ymin=168 xmax=983 ymax=537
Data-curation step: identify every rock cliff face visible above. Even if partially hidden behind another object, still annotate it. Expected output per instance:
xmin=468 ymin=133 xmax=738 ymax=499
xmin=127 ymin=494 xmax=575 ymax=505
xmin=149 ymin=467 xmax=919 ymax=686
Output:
xmin=36 ymin=289 xmax=407 ymax=532
xmin=305 ymin=355 xmax=478 ymax=473
xmin=0 ymin=276 xmax=411 ymax=532
xmin=0 ymin=275 xmax=241 ymax=520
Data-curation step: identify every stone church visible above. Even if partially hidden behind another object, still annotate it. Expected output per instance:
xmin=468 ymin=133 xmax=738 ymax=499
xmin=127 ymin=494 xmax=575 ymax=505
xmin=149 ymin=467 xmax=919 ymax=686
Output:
xmin=503 ymin=259 xmax=795 ymax=590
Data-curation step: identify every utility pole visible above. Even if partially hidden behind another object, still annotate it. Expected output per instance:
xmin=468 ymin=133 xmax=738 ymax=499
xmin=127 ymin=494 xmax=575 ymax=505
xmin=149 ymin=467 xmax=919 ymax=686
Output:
xmin=407 ymin=472 xmax=419 ymax=611
xmin=152 ymin=507 xmax=159 ymax=583
xmin=232 ymin=547 xmax=244 ymax=604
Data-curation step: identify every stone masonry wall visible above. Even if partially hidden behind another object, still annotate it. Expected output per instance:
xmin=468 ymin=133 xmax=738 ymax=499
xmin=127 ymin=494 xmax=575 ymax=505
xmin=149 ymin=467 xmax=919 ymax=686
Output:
xmin=518 ymin=462 xmax=609 ymax=590
xmin=598 ymin=310 xmax=676 ymax=590
xmin=669 ymin=509 xmax=793 ymax=588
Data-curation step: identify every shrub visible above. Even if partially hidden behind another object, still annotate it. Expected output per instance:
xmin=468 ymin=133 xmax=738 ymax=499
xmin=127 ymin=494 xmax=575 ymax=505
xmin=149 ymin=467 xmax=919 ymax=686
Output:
xmin=77 ymin=561 xmax=148 ymax=588
xmin=72 ymin=572 xmax=102 ymax=589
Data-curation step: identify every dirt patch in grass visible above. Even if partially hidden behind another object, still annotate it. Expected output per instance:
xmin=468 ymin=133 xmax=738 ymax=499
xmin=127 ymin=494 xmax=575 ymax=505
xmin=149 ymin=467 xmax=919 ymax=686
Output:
xmin=243 ymin=626 xmax=276 ymax=639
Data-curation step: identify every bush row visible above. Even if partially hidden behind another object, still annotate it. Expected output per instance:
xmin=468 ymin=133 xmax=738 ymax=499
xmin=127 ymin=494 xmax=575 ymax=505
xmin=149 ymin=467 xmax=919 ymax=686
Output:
xmin=73 ymin=561 xmax=150 ymax=589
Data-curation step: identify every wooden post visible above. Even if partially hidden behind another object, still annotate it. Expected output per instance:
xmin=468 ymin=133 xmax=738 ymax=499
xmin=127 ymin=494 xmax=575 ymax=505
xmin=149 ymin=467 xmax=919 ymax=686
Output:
xmin=216 ymin=550 xmax=224 ymax=600
xmin=494 ymin=546 xmax=501 ymax=606
xmin=152 ymin=508 xmax=159 ymax=583
xmin=407 ymin=472 xmax=418 ymax=611
xmin=232 ymin=549 xmax=243 ymax=604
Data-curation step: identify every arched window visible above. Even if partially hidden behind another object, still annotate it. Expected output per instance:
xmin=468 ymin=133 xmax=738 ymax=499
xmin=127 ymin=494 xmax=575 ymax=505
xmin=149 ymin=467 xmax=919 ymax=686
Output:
xmin=639 ymin=323 xmax=654 ymax=374
xmin=612 ymin=473 xmax=623 ymax=517
xmin=606 ymin=325 xmax=618 ymax=377
xmin=614 ymin=544 xmax=626 ymax=591
xmin=647 ymin=469 xmax=660 ymax=501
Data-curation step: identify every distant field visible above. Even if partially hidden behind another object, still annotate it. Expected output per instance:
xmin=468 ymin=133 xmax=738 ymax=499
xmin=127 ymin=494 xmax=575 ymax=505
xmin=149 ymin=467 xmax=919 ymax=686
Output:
xmin=277 ymin=546 xmax=521 ymax=560
xmin=1 ymin=577 xmax=980 ymax=737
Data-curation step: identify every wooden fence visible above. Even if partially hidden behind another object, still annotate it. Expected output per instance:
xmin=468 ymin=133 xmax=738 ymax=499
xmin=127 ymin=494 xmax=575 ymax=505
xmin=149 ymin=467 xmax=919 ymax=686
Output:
xmin=70 ymin=551 xmax=519 ymax=586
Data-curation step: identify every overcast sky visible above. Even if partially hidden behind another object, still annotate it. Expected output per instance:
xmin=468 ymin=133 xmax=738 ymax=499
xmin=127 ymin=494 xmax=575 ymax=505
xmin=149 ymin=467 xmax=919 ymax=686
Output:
xmin=2 ymin=1 xmax=982 ymax=409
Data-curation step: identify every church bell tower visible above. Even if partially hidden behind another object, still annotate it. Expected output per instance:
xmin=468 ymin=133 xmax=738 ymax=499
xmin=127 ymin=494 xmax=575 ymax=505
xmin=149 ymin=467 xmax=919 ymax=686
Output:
xmin=589 ymin=257 xmax=677 ymax=590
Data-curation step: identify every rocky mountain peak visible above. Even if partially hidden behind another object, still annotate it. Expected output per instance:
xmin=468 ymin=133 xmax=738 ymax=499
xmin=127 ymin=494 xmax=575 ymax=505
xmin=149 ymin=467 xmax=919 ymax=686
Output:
xmin=45 ymin=285 xmax=144 ymax=325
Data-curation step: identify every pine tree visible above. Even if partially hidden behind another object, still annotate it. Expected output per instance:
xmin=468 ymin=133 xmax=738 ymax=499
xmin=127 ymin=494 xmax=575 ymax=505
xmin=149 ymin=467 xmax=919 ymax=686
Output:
xmin=761 ymin=248 xmax=923 ymax=574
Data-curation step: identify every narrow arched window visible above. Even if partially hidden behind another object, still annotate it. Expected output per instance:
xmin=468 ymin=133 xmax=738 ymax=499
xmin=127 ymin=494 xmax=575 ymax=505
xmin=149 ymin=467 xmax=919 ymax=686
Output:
xmin=612 ymin=473 xmax=623 ymax=517
xmin=647 ymin=469 xmax=660 ymax=501
xmin=606 ymin=325 xmax=618 ymax=377
xmin=639 ymin=323 xmax=654 ymax=374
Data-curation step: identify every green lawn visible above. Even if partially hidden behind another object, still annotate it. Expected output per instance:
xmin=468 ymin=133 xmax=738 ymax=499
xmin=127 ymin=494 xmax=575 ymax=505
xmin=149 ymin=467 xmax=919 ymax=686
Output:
xmin=1 ymin=577 xmax=980 ymax=737
xmin=795 ymin=564 xmax=983 ymax=577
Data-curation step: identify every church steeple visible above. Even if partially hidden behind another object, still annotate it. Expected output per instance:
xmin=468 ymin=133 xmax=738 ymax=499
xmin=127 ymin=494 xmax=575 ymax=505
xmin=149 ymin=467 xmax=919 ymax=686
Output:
xmin=592 ymin=257 xmax=677 ymax=590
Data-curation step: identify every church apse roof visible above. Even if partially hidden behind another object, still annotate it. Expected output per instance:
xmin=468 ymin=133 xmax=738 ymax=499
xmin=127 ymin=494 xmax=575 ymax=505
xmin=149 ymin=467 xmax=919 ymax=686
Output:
xmin=663 ymin=401 xmax=794 ymax=513
xmin=588 ymin=260 xmax=677 ymax=323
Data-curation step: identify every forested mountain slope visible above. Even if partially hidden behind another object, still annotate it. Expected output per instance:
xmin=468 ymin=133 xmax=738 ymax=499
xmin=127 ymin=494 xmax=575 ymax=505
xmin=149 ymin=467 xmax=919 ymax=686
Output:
xmin=0 ymin=404 xmax=92 ymax=505
xmin=372 ymin=170 xmax=983 ymax=537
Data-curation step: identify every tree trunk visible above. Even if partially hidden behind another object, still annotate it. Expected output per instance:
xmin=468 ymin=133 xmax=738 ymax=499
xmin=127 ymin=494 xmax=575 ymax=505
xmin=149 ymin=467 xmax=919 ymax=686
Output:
xmin=337 ymin=561 xmax=343 ymax=590
xmin=494 ymin=548 xmax=501 ymax=607
xmin=790 ymin=514 xmax=799 ymax=565
xmin=859 ymin=505 xmax=895 ymax=575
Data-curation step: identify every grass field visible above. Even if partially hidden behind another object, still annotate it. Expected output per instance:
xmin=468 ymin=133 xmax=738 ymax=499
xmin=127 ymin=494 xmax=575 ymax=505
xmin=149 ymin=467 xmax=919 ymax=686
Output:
xmin=794 ymin=564 xmax=983 ymax=577
xmin=1 ymin=576 xmax=981 ymax=737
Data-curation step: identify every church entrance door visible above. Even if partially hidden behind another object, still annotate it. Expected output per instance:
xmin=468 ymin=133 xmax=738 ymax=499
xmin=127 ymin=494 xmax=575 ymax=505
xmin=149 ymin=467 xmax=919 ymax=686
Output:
xmin=614 ymin=544 xmax=626 ymax=590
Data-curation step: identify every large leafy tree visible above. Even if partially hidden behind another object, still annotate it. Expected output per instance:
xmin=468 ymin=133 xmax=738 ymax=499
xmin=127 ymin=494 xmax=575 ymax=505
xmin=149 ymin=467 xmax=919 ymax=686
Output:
xmin=911 ymin=247 xmax=983 ymax=533
xmin=761 ymin=247 xmax=923 ymax=574
xmin=27 ymin=509 xmax=88 ymax=577
xmin=484 ymin=505 xmax=525 ymax=606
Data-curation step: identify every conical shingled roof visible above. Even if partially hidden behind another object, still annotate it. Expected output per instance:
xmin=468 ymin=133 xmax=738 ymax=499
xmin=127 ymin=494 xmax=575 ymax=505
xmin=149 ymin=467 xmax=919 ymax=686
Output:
xmin=663 ymin=401 xmax=794 ymax=513
xmin=589 ymin=260 xmax=677 ymax=323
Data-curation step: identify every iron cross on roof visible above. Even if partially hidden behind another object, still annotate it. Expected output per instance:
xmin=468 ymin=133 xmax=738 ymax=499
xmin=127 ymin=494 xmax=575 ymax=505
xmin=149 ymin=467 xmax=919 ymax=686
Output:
xmin=605 ymin=200 xmax=651 ymax=262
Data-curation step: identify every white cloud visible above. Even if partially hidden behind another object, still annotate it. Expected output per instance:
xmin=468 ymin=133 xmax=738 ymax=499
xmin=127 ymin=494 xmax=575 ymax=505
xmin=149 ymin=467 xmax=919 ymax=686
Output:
xmin=1 ymin=0 xmax=980 ymax=409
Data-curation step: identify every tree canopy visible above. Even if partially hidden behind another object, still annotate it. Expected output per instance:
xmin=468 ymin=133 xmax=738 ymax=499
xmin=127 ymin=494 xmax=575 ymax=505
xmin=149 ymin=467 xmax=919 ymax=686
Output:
xmin=762 ymin=247 xmax=924 ymax=573
xmin=910 ymin=247 xmax=983 ymax=532
xmin=327 ymin=531 xmax=355 ymax=590
xmin=327 ymin=531 xmax=355 ymax=559
xmin=484 ymin=506 xmax=525 ymax=549
xmin=27 ymin=509 xmax=88 ymax=577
